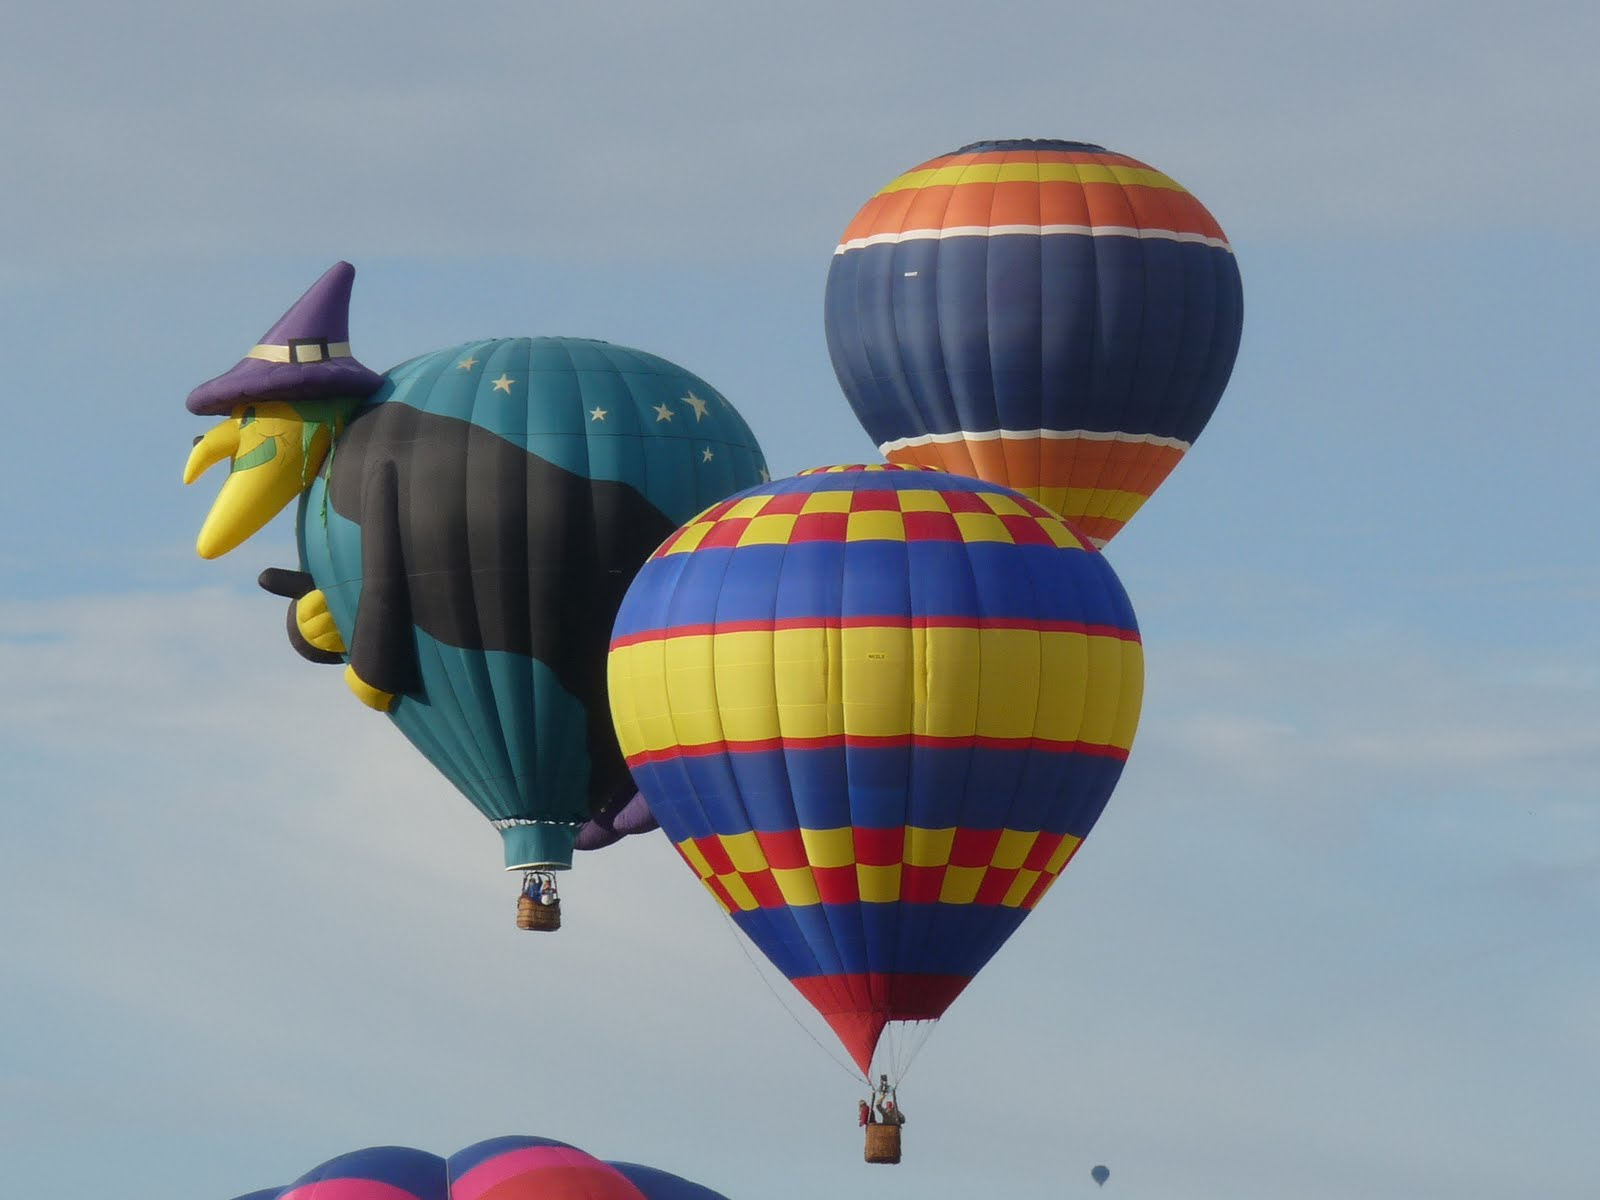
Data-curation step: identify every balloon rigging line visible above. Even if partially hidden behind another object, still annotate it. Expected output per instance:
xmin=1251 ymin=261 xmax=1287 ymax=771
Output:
xmin=718 ymin=911 xmax=865 ymax=1083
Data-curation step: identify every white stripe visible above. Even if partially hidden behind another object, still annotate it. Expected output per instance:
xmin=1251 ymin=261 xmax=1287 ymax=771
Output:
xmin=246 ymin=341 xmax=355 ymax=363
xmin=835 ymin=224 xmax=1232 ymax=255
xmin=880 ymin=427 xmax=1191 ymax=454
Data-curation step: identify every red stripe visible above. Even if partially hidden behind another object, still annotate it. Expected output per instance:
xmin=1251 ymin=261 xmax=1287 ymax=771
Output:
xmin=610 ymin=614 xmax=1141 ymax=649
xmin=793 ymin=972 xmax=975 ymax=1072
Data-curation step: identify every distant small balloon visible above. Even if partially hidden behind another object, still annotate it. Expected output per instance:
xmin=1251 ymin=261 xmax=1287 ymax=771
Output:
xmin=1092 ymin=1164 xmax=1110 ymax=1187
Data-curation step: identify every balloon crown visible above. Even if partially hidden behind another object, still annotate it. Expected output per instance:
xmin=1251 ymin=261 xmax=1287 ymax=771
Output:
xmin=951 ymin=138 xmax=1108 ymax=154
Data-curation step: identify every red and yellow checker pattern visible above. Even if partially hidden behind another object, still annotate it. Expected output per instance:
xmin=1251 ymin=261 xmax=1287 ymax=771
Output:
xmin=881 ymin=433 xmax=1187 ymax=548
xmin=674 ymin=824 xmax=1083 ymax=916
xmin=654 ymin=464 xmax=1090 ymax=556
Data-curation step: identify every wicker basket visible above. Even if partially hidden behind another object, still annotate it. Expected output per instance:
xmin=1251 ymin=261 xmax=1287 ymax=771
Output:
xmin=516 ymin=896 xmax=561 ymax=932
xmin=864 ymin=1123 xmax=901 ymax=1164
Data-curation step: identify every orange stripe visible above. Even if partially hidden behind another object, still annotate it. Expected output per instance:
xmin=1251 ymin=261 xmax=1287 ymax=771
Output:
xmin=840 ymin=181 xmax=1225 ymax=243
xmin=887 ymin=436 xmax=1185 ymax=495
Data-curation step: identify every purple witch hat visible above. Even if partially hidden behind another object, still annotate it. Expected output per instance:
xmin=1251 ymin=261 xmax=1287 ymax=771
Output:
xmin=187 ymin=262 xmax=385 ymax=415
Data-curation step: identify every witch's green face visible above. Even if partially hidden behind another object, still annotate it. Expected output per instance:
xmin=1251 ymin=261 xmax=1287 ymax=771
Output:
xmin=184 ymin=400 xmax=341 ymax=559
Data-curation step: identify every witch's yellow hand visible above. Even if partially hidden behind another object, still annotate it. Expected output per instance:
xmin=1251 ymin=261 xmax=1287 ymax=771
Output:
xmin=295 ymin=590 xmax=346 ymax=655
xmin=344 ymin=664 xmax=395 ymax=712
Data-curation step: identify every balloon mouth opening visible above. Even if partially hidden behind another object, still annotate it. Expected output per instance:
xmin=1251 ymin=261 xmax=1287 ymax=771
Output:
xmin=496 ymin=820 xmax=580 ymax=872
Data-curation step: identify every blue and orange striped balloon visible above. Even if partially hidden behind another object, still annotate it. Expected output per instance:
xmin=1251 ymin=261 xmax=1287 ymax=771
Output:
xmin=608 ymin=464 xmax=1143 ymax=1074
xmin=824 ymin=138 xmax=1244 ymax=546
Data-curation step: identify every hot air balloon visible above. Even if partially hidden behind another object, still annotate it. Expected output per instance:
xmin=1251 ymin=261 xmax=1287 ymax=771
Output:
xmin=823 ymin=138 xmax=1244 ymax=546
xmin=185 ymin=264 xmax=768 ymax=925
xmin=1092 ymin=1163 xmax=1110 ymax=1187
xmin=236 ymin=1135 xmax=732 ymax=1199
xmin=608 ymin=464 xmax=1143 ymax=1158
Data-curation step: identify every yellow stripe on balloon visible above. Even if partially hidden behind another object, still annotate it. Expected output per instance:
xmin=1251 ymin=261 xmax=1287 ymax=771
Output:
xmin=879 ymin=162 xmax=1185 ymax=195
xmin=775 ymin=623 xmax=846 ymax=739
xmin=610 ymin=627 xmax=1143 ymax=757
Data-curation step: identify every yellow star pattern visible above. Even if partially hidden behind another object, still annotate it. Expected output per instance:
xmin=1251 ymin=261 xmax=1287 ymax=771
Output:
xmin=492 ymin=374 xmax=514 ymax=394
xmin=589 ymin=407 xmax=608 ymax=422
xmin=682 ymin=391 xmax=709 ymax=421
xmin=701 ymin=447 xmax=714 ymax=462
xmin=457 ymin=356 xmax=478 ymax=371
xmin=653 ymin=403 xmax=674 ymax=422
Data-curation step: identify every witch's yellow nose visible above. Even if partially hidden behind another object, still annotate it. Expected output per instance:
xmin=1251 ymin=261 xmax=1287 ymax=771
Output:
xmin=185 ymin=402 xmax=330 ymax=559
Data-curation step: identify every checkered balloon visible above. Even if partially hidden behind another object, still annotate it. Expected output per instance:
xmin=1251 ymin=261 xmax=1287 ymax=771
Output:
xmin=608 ymin=464 xmax=1143 ymax=1074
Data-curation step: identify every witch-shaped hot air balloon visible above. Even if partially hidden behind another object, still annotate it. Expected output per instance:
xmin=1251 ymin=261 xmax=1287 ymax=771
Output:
xmin=608 ymin=463 xmax=1142 ymax=1160
xmin=824 ymin=138 xmax=1243 ymax=545
xmin=185 ymin=263 xmax=768 ymax=926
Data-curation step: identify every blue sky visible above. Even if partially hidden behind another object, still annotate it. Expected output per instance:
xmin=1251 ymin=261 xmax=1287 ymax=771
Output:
xmin=2 ymin=3 xmax=1597 ymax=1197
